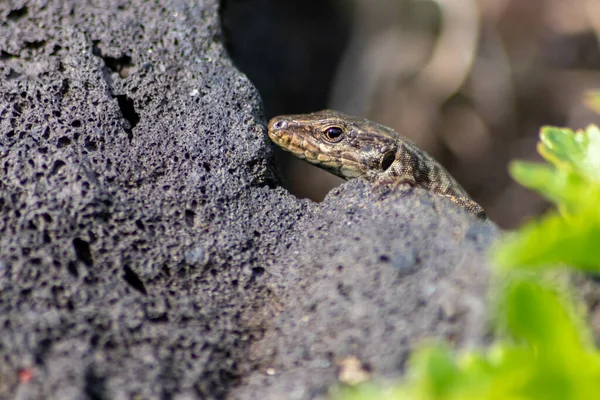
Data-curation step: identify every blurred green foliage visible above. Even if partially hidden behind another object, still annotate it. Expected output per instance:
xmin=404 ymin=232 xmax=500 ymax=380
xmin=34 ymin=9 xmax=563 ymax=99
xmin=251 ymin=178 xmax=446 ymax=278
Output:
xmin=335 ymin=111 xmax=600 ymax=399
xmin=584 ymin=91 xmax=600 ymax=116
xmin=495 ymin=125 xmax=600 ymax=271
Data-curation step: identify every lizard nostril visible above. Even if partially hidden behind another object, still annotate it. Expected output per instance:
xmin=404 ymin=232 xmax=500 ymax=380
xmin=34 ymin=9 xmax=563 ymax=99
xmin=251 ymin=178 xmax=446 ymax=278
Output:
xmin=273 ymin=120 xmax=287 ymax=130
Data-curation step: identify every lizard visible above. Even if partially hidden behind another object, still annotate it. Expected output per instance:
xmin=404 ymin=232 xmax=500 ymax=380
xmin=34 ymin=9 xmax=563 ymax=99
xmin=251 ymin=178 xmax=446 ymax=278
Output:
xmin=267 ymin=109 xmax=486 ymax=219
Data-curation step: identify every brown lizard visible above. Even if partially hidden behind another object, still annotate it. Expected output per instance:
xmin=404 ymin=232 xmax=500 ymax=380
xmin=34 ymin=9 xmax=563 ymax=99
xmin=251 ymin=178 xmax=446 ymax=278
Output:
xmin=267 ymin=109 xmax=486 ymax=219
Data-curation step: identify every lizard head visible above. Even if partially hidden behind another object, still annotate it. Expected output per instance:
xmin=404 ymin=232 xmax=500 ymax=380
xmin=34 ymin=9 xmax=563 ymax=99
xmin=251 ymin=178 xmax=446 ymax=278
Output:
xmin=268 ymin=109 xmax=398 ymax=180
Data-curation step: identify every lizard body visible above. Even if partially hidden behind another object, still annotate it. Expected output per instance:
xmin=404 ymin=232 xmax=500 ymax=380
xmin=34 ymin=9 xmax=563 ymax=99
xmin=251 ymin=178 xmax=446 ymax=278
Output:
xmin=268 ymin=109 xmax=486 ymax=219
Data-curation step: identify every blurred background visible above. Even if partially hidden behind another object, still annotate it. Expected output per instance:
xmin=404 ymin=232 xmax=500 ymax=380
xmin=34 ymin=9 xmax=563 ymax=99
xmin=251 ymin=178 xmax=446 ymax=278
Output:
xmin=221 ymin=0 xmax=600 ymax=229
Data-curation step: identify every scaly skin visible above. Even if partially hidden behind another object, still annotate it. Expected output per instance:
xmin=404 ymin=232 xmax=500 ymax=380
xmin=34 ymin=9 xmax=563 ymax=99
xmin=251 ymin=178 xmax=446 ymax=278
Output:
xmin=268 ymin=109 xmax=486 ymax=219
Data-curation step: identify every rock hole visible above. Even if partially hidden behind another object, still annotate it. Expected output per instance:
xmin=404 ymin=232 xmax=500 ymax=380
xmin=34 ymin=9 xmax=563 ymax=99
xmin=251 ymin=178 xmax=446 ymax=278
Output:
xmin=115 ymin=95 xmax=139 ymax=141
xmin=1 ymin=51 xmax=17 ymax=61
xmin=67 ymin=261 xmax=79 ymax=277
xmin=34 ymin=338 xmax=52 ymax=366
xmin=24 ymin=40 xmax=45 ymax=50
xmin=49 ymin=160 xmax=66 ymax=176
xmin=84 ymin=366 xmax=107 ymax=400
xmin=122 ymin=265 xmax=147 ymax=295
xmin=7 ymin=6 xmax=28 ymax=21
xmin=135 ymin=219 xmax=145 ymax=231
xmin=185 ymin=209 xmax=196 ymax=228
xmin=56 ymin=136 xmax=71 ymax=148
xmin=73 ymin=238 xmax=93 ymax=266
xmin=84 ymin=138 xmax=97 ymax=151
xmin=92 ymin=42 xmax=134 ymax=79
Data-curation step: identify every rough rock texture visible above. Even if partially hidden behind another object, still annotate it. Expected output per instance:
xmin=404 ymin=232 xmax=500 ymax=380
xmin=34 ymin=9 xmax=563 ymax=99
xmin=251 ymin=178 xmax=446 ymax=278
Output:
xmin=231 ymin=181 xmax=494 ymax=399
xmin=0 ymin=1 xmax=498 ymax=399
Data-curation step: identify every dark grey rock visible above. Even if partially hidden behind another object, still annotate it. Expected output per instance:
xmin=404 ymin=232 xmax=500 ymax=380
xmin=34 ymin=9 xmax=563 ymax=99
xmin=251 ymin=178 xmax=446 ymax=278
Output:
xmin=231 ymin=181 xmax=495 ymax=399
xmin=0 ymin=1 xmax=498 ymax=399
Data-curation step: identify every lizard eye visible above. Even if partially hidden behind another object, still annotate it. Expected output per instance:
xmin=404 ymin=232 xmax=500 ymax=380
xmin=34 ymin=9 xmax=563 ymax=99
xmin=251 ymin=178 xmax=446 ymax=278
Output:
xmin=381 ymin=150 xmax=395 ymax=171
xmin=323 ymin=126 xmax=344 ymax=142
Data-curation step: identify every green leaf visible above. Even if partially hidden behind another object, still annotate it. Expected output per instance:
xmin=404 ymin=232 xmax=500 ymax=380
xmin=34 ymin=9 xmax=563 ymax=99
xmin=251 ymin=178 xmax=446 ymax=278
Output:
xmin=409 ymin=345 xmax=461 ymax=398
xmin=537 ymin=126 xmax=581 ymax=169
xmin=508 ymin=161 xmax=597 ymax=212
xmin=538 ymin=125 xmax=600 ymax=182
xmin=501 ymin=280 xmax=590 ymax=352
xmin=492 ymin=210 xmax=600 ymax=272
xmin=499 ymin=280 xmax=600 ymax=400
xmin=497 ymin=125 xmax=600 ymax=271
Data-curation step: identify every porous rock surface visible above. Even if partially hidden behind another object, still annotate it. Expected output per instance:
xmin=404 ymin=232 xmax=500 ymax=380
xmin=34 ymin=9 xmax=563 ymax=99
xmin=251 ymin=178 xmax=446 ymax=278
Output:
xmin=0 ymin=1 xmax=498 ymax=399
xmin=231 ymin=180 xmax=494 ymax=399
